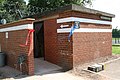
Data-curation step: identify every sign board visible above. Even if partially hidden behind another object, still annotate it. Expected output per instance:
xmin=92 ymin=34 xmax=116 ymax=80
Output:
xmin=6 ymin=32 xmax=8 ymax=38
xmin=74 ymin=21 xmax=80 ymax=29
xmin=100 ymin=16 xmax=111 ymax=21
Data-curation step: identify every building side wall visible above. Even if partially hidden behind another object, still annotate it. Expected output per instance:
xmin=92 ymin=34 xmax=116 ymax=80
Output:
xmin=0 ymin=30 xmax=28 ymax=66
xmin=57 ymin=12 xmax=73 ymax=70
xmin=0 ymin=19 xmax=35 ymax=75
xmin=44 ymin=19 xmax=59 ymax=64
xmin=80 ymin=23 xmax=112 ymax=29
xmin=58 ymin=11 xmax=112 ymax=68
xmin=44 ymin=18 xmax=73 ymax=70
xmin=73 ymin=32 xmax=112 ymax=66
xmin=0 ymin=30 xmax=34 ymax=75
xmin=57 ymin=33 xmax=73 ymax=70
xmin=71 ymin=11 xmax=112 ymax=66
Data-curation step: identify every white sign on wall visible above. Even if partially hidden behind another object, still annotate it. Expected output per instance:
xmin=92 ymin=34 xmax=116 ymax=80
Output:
xmin=6 ymin=32 xmax=8 ymax=38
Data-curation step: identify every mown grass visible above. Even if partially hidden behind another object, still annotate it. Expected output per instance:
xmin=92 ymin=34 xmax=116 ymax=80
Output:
xmin=112 ymin=45 xmax=120 ymax=54
xmin=112 ymin=38 xmax=120 ymax=40
xmin=112 ymin=38 xmax=115 ymax=40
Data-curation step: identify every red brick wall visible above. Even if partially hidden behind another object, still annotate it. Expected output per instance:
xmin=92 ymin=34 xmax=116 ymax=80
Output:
xmin=72 ymin=11 xmax=112 ymax=21
xmin=59 ymin=11 xmax=112 ymax=22
xmin=57 ymin=14 xmax=73 ymax=70
xmin=57 ymin=33 xmax=73 ymax=70
xmin=0 ymin=30 xmax=34 ymax=75
xmin=80 ymin=23 xmax=112 ymax=29
xmin=73 ymin=32 xmax=112 ymax=66
xmin=58 ymin=11 xmax=112 ymax=68
xmin=0 ymin=30 xmax=28 ymax=66
xmin=44 ymin=19 xmax=58 ymax=64
xmin=44 ymin=18 xmax=73 ymax=70
xmin=71 ymin=11 xmax=112 ymax=66
xmin=59 ymin=11 xmax=72 ymax=18
xmin=0 ymin=19 xmax=35 ymax=75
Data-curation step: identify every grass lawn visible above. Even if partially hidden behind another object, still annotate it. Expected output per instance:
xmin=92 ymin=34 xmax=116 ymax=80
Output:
xmin=112 ymin=38 xmax=115 ymax=40
xmin=112 ymin=38 xmax=120 ymax=40
xmin=112 ymin=45 xmax=120 ymax=54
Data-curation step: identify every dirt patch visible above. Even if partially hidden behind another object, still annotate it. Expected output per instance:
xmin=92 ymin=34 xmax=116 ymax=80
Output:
xmin=0 ymin=55 xmax=120 ymax=80
xmin=69 ymin=55 xmax=120 ymax=80
xmin=0 ymin=66 xmax=27 ymax=80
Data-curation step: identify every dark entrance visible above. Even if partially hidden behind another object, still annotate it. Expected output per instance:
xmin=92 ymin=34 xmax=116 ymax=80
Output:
xmin=34 ymin=21 xmax=44 ymax=58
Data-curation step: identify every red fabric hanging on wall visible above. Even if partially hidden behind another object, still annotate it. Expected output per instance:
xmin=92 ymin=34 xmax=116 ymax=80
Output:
xmin=19 ymin=29 xmax=35 ymax=47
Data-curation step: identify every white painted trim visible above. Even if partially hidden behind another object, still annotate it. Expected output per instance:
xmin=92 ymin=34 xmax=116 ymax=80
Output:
xmin=74 ymin=28 xmax=112 ymax=32
xmin=0 ymin=24 xmax=33 ymax=32
xmin=27 ymin=24 xmax=33 ymax=29
xmin=57 ymin=28 xmax=112 ymax=33
xmin=57 ymin=17 xmax=111 ymax=25
xmin=57 ymin=28 xmax=71 ymax=33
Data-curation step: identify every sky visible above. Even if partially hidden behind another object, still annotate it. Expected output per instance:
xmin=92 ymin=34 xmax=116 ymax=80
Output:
xmin=25 ymin=0 xmax=29 ymax=5
xmin=89 ymin=0 xmax=120 ymax=29
xmin=24 ymin=0 xmax=119 ymax=29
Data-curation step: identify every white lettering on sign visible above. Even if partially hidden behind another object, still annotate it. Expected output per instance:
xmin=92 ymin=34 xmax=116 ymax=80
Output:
xmin=60 ymin=25 xmax=69 ymax=28
xmin=100 ymin=16 xmax=111 ymax=21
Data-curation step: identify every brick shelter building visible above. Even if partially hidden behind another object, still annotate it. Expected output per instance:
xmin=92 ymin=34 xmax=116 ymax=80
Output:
xmin=0 ymin=4 xmax=115 ymax=75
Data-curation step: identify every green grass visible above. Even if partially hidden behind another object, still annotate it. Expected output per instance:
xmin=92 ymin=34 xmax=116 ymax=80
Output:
xmin=112 ymin=38 xmax=115 ymax=40
xmin=112 ymin=38 xmax=120 ymax=40
xmin=112 ymin=45 xmax=120 ymax=54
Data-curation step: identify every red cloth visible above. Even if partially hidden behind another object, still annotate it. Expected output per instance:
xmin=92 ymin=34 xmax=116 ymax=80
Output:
xmin=20 ymin=29 xmax=35 ymax=47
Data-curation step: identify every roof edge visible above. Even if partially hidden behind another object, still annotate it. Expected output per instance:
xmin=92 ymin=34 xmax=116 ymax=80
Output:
xmin=0 ymin=18 xmax=35 ymax=28
xmin=71 ymin=4 xmax=115 ymax=18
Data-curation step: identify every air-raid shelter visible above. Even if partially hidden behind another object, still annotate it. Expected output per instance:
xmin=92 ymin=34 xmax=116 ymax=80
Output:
xmin=0 ymin=4 xmax=115 ymax=75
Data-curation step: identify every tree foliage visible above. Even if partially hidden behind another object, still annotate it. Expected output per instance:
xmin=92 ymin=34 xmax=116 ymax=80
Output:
xmin=0 ymin=0 xmax=27 ymax=23
xmin=112 ymin=28 xmax=120 ymax=38
xmin=0 ymin=0 xmax=93 ymax=23
xmin=28 ymin=0 xmax=93 ymax=15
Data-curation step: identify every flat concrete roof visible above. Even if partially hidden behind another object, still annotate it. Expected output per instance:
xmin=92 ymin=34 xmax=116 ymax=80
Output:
xmin=26 ymin=4 xmax=115 ymax=18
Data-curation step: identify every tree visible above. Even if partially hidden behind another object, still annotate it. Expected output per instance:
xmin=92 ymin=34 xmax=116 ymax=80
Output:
xmin=112 ymin=27 xmax=120 ymax=44
xmin=28 ymin=0 xmax=93 ymax=15
xmin=0 ymin=0 xmax=93 ymax=23
xmin=0 ymin=0 xmax=28 ymax=23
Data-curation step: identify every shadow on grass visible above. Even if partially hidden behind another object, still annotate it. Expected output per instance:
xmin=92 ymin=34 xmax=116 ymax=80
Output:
xmin=112 ymin=44 xmax=120 ymax=46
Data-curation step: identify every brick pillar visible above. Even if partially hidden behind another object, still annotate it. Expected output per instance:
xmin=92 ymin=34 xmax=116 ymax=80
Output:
xmin=27 ymin=31 xmax=34 ymax=75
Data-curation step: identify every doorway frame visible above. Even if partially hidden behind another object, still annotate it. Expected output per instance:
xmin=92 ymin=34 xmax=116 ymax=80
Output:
xmin=33 ymin=21 xmax=45 ymax=59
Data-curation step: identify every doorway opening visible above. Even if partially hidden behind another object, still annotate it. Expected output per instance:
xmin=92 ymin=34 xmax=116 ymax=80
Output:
xmin=34 ymin=21 xmax=44 ymax=59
